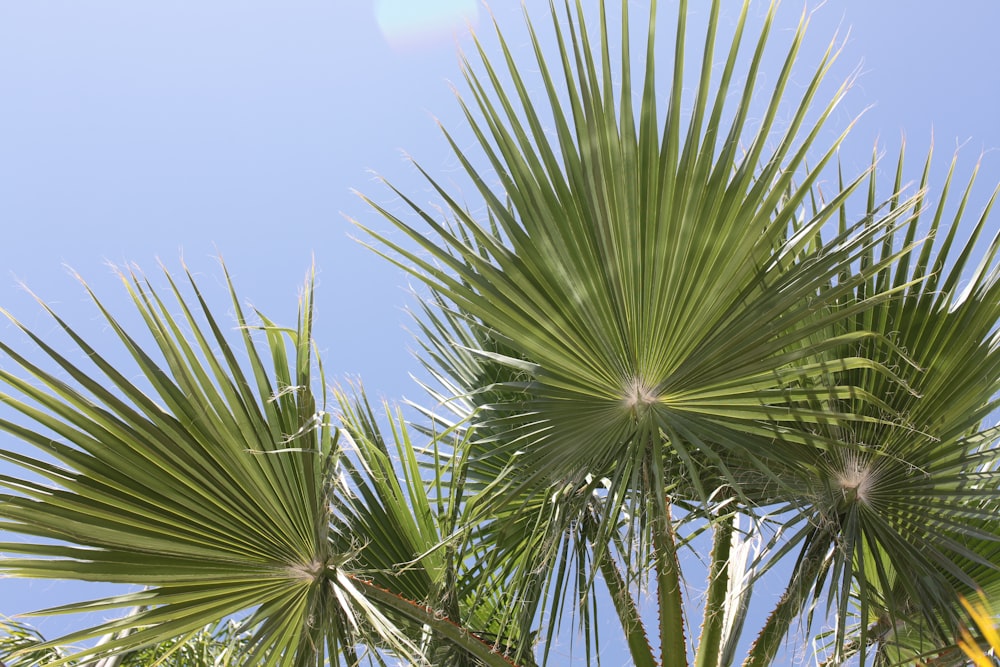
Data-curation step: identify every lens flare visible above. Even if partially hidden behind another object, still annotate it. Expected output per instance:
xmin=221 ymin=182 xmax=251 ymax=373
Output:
xmin=375 ymin=0 xmax=478 ymax=49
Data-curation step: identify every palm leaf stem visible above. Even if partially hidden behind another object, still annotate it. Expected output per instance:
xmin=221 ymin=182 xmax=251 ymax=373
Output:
xmin=742 ymin=530 xmax=832 ymax=667
xmin=693 ymin=514 xmax=735 ymax=667
xmin=648 ymin=438 xmax=688 ymax=667
xmin=354 ymin=578 xmax=517 ymax=667
xmin=598 ymin=548 xmax=657 ymax=667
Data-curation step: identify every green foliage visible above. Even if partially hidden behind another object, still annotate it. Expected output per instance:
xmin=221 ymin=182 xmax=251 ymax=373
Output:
xmin=0 ymin=618 xmax=70 ymax=667
xmin=0 ymin=1 xmax=998 ymax=666
xmin=0 ymin=616 xmax=261 ymax=667
xmin=114 ymin=620 xmax=258 ymax=667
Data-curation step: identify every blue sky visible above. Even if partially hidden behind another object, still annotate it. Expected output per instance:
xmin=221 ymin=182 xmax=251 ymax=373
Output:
xmin=1 ymin=1 xmax=999 ymax=662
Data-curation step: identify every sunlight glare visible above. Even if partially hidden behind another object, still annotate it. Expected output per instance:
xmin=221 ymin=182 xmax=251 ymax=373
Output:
xmin=374 ymin=0 xmax=479 ymax=49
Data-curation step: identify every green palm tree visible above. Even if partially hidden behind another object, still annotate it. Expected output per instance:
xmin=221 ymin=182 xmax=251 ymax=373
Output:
xmin=741 ymin=145 xmax=1000 ymax=667
xmin=358 ymin=0 xmax=1000 ymax=664
xmin=0 ymin=265 xmax=515 ymax=667
xmin=0 ymin=1 xmax=998 ymax=666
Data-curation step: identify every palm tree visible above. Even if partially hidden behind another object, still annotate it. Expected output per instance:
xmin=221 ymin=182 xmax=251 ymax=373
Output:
xmin=0 ymin=265 xmax=517 ymax=667
xmin=0 ymin=1 xmax=998 ymax=665
xmin=361 ymin=0 xmax=1000 ymax=663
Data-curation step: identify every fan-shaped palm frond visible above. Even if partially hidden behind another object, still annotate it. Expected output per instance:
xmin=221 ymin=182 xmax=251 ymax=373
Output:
xmin=0 ymin=264 xmax=515 ymax=667
xmin=1 ymin=1 xmax=997 ymax=665
xmin=0 ymin=263 xmax=368 ymax=665
xmin=360 ymin=0 xmax=921 ymax=509
xmin=745 ymin=144 xmax=1000 ymax=666
xmin=360 ymin=0 xmax=1000 ymax=664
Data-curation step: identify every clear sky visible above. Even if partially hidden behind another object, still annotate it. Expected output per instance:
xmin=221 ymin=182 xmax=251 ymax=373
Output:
xmin=1 ymin=1 xmax=999 ymax=663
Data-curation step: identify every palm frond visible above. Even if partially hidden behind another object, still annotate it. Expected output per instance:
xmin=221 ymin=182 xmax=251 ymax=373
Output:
xmin=0 ymin=263 xmax=517 ymax=666
xmin=359 ymin=0 xmax=922 ymax=514
xmin=0 ymin=263 xmax=362 ymax=664
xmin=746 ymin=143 xmax=1000 ymax=665
xmin=333 ymin=386 xmax=535 ymax=666
xmin=0 ymin=617 xmax=71 ymax=667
